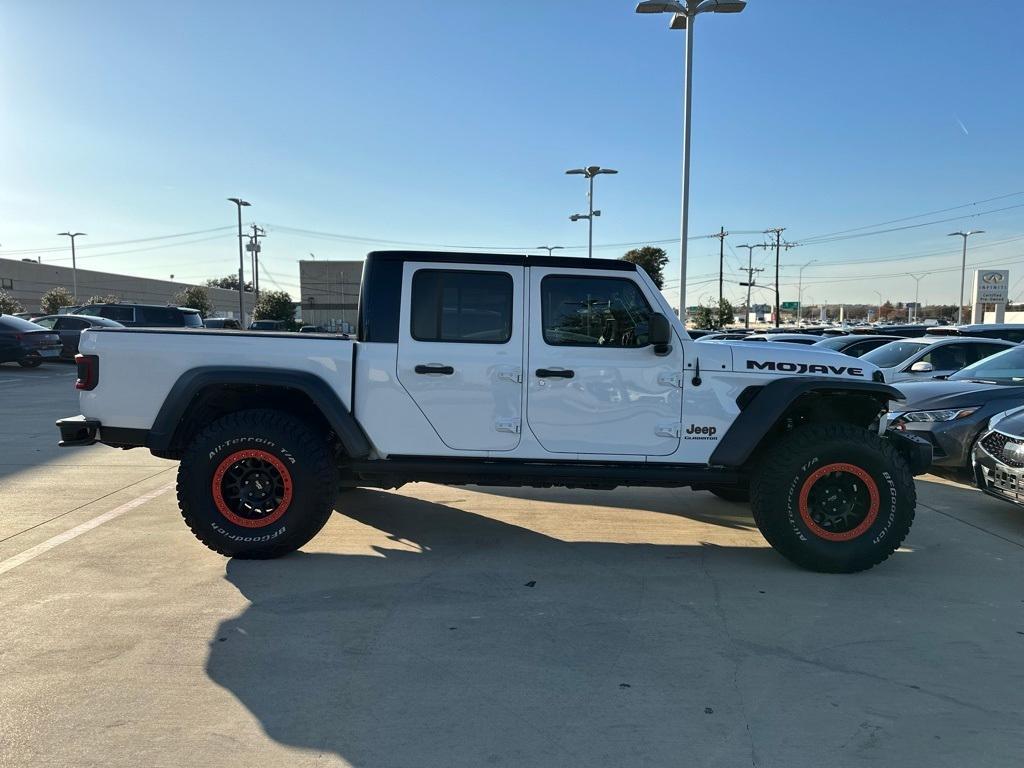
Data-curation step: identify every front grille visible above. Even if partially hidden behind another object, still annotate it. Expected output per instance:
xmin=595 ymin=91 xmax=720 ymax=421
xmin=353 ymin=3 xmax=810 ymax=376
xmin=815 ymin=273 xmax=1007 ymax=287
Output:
xmin=980 ymin=431 xmax=1024 ymax=468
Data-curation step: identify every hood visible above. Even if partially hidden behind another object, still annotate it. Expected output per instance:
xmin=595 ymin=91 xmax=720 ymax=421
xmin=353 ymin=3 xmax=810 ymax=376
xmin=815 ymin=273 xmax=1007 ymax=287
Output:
xmin=724 ymin=340 xmax=879 ymax=382
xmin=990 ymin=406 xmax=1024 ymax=436
xmin=890 ymin=379 xmax=1024 ymax=410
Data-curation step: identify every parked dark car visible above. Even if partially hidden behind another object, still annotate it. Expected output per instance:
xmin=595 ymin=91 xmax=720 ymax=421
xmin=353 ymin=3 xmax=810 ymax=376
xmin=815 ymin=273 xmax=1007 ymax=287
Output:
xmin=248 ymin=319 xmax=288 ymax=331
xmin=0 ymin=314 xmax=63 ymax=367
xmin=696 ymin=331 xmax=753 ymax=341
xmin=851 ymin=324 xmax=935 ymax=337
xmin=812 ymin=334 xmax=906 ymax=357
xmin=77 ymin=303 xmax=203 ymax=328
xmin=742 ymin=332 xmax=819 ymax=344
xmin=885 ymin=345 xmax=1024 ymax=474
xmin=29 ymin=314 xmax=124 ymax=358
xmin=298 ymin=325 xmax=327 ymax=333
xmin=926 ymin=324 xmax=1024 ymax=343
xmin=973 ymin=406 xmax=1024 ymax=506
xmin=202 ymin=317 xmax=242 ymax=330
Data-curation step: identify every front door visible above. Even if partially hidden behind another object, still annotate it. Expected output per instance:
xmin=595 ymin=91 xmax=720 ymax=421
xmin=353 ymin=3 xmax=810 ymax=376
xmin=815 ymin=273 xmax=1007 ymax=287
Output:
xmin=396 ymin=262 xmax=524 ymax=452
xmin=526 ymin=268 xmax=684 ymax=456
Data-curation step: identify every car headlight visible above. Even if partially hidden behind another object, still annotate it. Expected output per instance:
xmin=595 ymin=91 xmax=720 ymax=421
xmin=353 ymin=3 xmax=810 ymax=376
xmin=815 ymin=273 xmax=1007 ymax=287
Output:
xmin=896 ymin=407 xmax=980 ymax=424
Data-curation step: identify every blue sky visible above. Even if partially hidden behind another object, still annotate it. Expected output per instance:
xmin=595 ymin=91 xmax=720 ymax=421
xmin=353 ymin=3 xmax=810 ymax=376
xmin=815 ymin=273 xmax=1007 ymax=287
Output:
xmin=2 ymin=1 xmax=1023 ymax=309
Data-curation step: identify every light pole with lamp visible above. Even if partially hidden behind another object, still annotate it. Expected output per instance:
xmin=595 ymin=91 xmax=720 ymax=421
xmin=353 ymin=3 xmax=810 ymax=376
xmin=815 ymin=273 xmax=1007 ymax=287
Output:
xmin=566 ymin=166 xmax=617 ymax=259
xmin=907 ymin=273 xmax=926 ymax=323
xmin=797 ymin=258 xmax=817 ymax=325
xmin=873 ymin=290 xmax=884 ymax=324
xmin=57 ymin=232 xmax=86 ymax=300
xmin=227 ymin=198 xmax=251 ymax=324
xmin=948 ymin=230 xmax=983 ymax=325
xmin=536 ymin=246 xmax=564 ymax=257
xmin=634 ymin=0 xmax=746 ymax=312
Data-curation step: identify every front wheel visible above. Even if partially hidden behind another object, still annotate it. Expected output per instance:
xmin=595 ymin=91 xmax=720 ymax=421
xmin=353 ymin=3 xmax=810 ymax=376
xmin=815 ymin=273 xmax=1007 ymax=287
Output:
xmin=177 ymin=409 xmax=338 ymax=558
xmin=751 ymin=423 xmax=915 ymax=573
xmin=18 ymin=356 xmax=42 ymax=368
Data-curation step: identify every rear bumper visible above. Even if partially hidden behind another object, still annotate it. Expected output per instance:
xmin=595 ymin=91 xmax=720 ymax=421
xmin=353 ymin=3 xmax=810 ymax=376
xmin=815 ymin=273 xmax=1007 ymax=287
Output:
xmin=56 ymin=415 xmax=149 ymax=449
xmin=882 ymin=429 xmax=933 ymax=476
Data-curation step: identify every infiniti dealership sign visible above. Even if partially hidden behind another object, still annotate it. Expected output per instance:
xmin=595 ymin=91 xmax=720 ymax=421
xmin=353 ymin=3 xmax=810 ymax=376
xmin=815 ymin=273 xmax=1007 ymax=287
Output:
xmin=972 ymin=269 xmax=1009 ymax=304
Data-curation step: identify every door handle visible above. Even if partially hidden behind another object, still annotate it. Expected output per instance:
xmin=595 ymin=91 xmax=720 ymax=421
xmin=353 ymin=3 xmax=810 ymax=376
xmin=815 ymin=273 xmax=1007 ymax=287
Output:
xmin=535 ymin=368 xmax=574 ymax=379
xmin=414 ymin=364 xmax=454 ymax=375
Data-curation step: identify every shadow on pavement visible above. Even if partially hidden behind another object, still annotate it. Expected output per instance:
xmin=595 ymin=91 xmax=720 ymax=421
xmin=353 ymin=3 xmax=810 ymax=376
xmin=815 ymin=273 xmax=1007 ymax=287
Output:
xmin=0 ymin=363 xmax=80 ymax=482
xmin=207 ymin=489 xmax=782 ymax=767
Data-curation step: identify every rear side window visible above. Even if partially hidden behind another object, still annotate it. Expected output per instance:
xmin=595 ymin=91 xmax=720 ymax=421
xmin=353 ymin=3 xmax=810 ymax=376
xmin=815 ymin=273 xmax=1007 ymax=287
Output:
xmin=541 ymin=276 xmax=652 ymax=347
xmin=100 ymin=306 xmax=134 ymax=323
xmin=136 ymin=306 xmax=178 ymax=325
xmin=410 ymin=270 xmax=513 ymax=343
xmin=182 ymin=312 xmax=203 ymax=328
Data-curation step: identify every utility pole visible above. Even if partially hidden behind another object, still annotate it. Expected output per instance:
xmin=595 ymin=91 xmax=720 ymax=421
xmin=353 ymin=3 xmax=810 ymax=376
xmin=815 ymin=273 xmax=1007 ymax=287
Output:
xmin=227 ymin=198 xmax=251 ymax=324
xmin=247 ymin=224 xmax=266 ymax=306
xmin=710 ymin=227 xmax=728 ymax=326
xmin=764 ymin=227 xmax=785 ymax=327
xmin=737 ymin=244 xmax=766 ymax=330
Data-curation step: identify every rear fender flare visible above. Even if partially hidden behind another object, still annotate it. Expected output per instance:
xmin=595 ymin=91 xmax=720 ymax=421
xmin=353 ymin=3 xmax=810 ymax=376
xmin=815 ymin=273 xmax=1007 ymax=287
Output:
xmin=147 ymin=366 xmax=371 ymax=459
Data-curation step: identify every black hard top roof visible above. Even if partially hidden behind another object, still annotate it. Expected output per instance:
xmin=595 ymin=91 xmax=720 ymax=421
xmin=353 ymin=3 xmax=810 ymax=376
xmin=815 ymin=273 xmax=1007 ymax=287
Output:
xmin=365 ymin=250 xmax=636 ymax=272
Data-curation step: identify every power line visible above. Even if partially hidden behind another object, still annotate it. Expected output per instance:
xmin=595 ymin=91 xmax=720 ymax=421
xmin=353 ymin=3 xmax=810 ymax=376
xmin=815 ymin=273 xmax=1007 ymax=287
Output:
xmin=0 ymin=226 xmax=235 ymax=256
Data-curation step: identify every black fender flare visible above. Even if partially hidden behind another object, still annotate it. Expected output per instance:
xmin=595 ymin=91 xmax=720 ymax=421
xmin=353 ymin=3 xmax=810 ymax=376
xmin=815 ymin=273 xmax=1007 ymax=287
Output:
xmin=146 ymin=366 xmax=371 ymax=459
xmin=709 ymin=376 xmax=903 ymax=467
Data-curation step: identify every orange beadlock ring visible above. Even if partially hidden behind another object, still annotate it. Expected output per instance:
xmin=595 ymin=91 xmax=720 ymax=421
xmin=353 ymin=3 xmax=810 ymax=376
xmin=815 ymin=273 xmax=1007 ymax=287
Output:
xmin=211 ymin=449 xmax=293 ymax=528
xmin=798 ymin=462 xmax=880 ymax=542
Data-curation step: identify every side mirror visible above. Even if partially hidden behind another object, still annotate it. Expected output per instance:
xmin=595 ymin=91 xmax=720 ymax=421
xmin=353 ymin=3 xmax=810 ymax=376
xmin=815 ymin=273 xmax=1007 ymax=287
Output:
xmin=649 ymin=312 xmax=672 ymax=356
xmin=909 ymin=361 xmax=934 ymax=373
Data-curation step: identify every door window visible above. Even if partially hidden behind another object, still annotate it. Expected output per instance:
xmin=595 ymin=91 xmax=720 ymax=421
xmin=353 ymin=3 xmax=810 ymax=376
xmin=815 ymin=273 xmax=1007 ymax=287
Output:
xmin=965 ymin=342 xmax=1010 ymax=364
xmin=136 ymin=306 xmax=178 ymax=325
xmin=410 ymin=270 xmax=513 ymax=343
xmin=99 ymin=306 xmax=134 ymax=323
xmin=919 ymin=344 xmax=969 ymax=370
xmin=56 ymin=317 xmax=89 ymax=330
xmin=541 ymin=276 xmax=652 ymax=347
xmin=33 ymin=317 xmax=57 ymax=329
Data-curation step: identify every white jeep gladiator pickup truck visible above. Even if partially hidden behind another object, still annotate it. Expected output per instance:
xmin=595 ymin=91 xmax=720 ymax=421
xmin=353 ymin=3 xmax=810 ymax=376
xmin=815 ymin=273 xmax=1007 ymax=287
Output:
xmin=57 ymin=251 xmax=930 ymax=572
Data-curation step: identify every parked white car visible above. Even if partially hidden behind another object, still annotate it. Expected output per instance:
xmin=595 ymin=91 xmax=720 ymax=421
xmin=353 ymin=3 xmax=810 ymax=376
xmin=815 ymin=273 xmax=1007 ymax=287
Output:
xmin=861 ymin=336 xmax=1015 ymax=383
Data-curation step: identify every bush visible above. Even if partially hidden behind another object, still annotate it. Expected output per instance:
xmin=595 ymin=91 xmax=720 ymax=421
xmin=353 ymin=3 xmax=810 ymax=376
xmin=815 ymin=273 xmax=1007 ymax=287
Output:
xmin=253 ymin=290 xmax=296 ymax=329
xmin=0 ymin=289 xmax=24 ymax=315
xmin=173 ymin=286 xmax=213 ymax=318
xmin=40 ymin=287 xmax=75 ymax=315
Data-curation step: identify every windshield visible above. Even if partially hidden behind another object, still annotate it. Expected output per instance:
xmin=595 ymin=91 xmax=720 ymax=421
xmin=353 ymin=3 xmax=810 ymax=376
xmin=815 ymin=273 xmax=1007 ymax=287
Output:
xmin=861 ymin=340 xmax=928 ymax=368
xmin=949 ymin=346 xmax=1024 ymax=383
xmin=183 ymin=312 xmax=203 ymax=328
xmin=813 ymin=336 xmax=851 ymax=350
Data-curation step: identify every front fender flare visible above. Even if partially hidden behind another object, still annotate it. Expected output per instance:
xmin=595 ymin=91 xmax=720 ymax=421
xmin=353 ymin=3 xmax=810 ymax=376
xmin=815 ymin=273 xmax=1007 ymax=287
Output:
xmin=709 ymin=376 xmax=903 ymax=467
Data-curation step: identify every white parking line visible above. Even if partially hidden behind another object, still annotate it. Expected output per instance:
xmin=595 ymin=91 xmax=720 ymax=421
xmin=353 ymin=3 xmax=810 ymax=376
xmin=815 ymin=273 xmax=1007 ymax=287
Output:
xmin=0 ymin=482 xmax=175 ymax=577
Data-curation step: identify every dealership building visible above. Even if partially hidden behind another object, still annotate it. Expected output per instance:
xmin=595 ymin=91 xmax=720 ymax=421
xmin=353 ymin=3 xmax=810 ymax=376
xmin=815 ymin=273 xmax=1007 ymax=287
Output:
xmin=297 ymin=259 xmax=363 ymax=332
xmin=0 ymin=257 xmax=254 ymax=318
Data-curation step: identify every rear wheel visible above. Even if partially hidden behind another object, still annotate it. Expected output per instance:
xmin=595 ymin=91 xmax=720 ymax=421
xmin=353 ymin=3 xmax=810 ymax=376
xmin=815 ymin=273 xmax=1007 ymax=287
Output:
xmin=177 ymin=409 xmax=338 ymax=558
xmin=751 ymin=423 xmax=915 ymax=573
xmin=18 ymin=356 xmax=41 ymax=368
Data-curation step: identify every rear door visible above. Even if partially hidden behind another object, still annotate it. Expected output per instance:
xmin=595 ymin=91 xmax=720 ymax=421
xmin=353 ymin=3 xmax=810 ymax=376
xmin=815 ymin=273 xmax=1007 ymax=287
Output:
xmin=396 ymin=262 xmax=524 ymax=452
xmin=526 ymin=269 xmax=684 ymax=456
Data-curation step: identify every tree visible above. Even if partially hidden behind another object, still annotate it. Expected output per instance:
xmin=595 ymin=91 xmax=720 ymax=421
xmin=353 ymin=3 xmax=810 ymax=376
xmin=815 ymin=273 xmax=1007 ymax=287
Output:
xmin=41 ymin=287 xmax=75 ymax=315
xmin=0 ymin=289 xmax=23 ymax=314
xmin=85 ymin=294 xmax=120 ymax=305
xmin=622 ymin=246 xmax=669 ymax=289
xmin=206 ymin=275 xmax=254 ymax=292
xmin=690 ymin=298 xmax=734 ymax=330
xmin=173 ymin=286 xmax=213 ymax=318
xmin=253 ymin=290 xmax=295 ymax=326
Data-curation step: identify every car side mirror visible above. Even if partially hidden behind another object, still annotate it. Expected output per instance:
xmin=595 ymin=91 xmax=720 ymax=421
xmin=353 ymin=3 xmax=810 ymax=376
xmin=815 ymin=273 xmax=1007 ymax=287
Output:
xmin=909 ymin=361 xmax=934 ymax=373
xmin=649 ymin=312 xmax=672 ymax=356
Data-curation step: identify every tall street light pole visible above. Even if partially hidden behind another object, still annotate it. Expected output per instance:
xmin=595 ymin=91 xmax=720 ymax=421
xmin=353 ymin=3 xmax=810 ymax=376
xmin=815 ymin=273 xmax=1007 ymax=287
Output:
xmin=57 ymin=232 xmax=86 ymax=300
xmin=566 ymin=166 xmax=617 ymax=259
xmin=907 ymin=273 xmax=926 ymax=323
xmin=536 ymin=246 xmax=564 ymax=257
xmin=635 ymin=0 xmax=747 ymax=313
xmin=797 ymin=258 xmax=817 ymax=324
xmin=873 ymin=290 xmax=884 ymax=324
xmin=227 ymin=198 xmax=251 ymax=324
xmin=948 ymin=230 xmax=983 ymax=325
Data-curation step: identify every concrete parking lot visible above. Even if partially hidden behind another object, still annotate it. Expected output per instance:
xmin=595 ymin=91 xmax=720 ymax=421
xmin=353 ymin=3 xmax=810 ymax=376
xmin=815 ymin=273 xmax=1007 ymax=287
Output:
xmin=1 ymin=363 xmax=1023 ymax=767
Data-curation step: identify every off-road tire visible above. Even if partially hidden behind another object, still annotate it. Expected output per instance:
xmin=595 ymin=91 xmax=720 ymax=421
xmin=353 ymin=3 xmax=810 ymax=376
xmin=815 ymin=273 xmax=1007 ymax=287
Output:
xmin=18 ymin=357 xmax=41 ymax=368
xmin=177 ymin=409 xmax=338 ymax=558
xmin=751 ymin=423 xmax=915 ymax=573
xmin=708 ymin=486 xmax=750 ymax=503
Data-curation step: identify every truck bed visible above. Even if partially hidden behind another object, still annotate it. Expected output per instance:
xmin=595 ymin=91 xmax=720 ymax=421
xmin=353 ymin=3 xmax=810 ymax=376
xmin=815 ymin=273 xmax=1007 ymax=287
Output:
xmin=77 ymin=328 xmax=355 ymax=431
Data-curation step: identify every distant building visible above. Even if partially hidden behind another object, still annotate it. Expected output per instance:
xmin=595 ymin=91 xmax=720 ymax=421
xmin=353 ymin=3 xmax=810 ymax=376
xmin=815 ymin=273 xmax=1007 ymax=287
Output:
xmin=0 ymin=257 xmax=254 ymax=317
xmin=298 ymin=260 xmax=363 ymax=332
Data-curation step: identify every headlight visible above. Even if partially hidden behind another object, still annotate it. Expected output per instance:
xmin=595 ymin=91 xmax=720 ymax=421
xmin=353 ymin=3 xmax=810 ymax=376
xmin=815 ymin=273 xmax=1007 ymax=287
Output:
xmin=897 ymin=407 xmax=980 ymax=423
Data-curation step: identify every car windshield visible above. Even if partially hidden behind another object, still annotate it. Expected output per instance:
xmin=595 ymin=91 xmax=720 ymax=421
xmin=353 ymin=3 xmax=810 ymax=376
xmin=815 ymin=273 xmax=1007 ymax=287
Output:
xmin=949 ymin=346 xmax=1024 ymax=383
xmin=182 ymin=312 xmax=203 ymax=328
xmin=861 ymin=340 xmax=928 ymax=368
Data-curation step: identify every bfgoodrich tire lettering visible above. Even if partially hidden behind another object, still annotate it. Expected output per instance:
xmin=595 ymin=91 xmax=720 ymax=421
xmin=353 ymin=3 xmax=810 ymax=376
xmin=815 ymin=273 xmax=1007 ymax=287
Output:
xmin=751 ymin=423 xmax=915 ymax=573
xmin=177 ymin=409 xmax=337 ymax=558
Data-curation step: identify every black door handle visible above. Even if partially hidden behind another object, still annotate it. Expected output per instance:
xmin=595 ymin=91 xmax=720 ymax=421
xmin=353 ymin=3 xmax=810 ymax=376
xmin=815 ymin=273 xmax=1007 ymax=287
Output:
xmin=415 ymin=364 xmax=454 ymax=375
xmin=536 ymin=368 xmax=574 ymax=379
